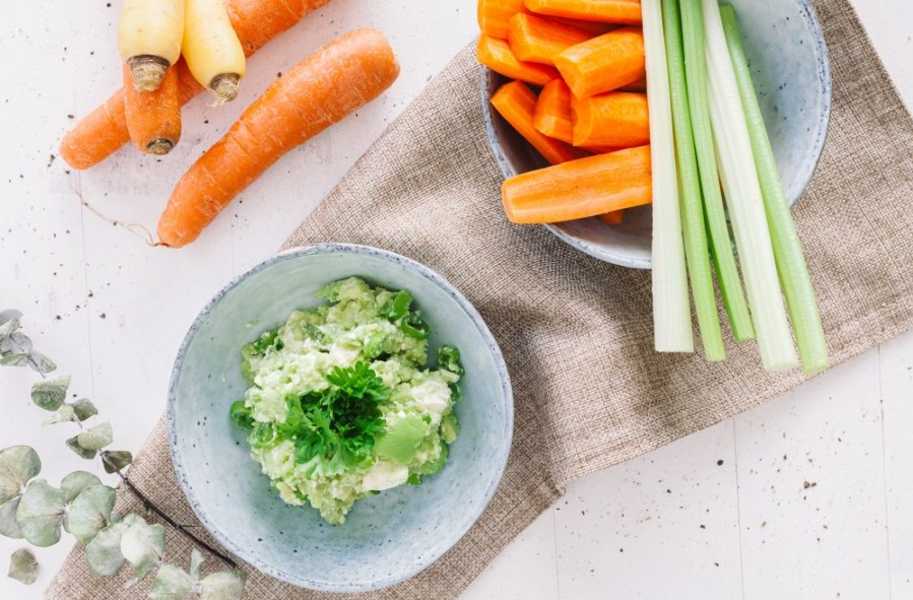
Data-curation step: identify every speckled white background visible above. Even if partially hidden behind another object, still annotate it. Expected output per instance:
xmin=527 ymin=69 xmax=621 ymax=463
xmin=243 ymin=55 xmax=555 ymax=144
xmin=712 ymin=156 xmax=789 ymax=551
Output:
xmin=1 ymin=1 xmax=912 ymax=598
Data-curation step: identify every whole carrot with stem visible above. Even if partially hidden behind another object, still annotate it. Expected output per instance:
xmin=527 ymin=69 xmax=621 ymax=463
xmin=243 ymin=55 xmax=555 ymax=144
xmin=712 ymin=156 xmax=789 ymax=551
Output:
xmin=157 ymin=28 xmax=400 ymax=248
xmin=60 ymin=0 xmax=333 ymax=170
xmin=123 ymin=65 xmax=182 ymax=155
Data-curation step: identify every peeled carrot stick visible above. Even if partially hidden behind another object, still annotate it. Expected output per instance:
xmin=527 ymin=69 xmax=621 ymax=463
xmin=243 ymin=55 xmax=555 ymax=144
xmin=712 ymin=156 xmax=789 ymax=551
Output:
xmin=157 ymin=28 xmax=399 ymax=248
xmin=507 ymin=13 xmax=591 ymax=65
xmin=123 ymin=65 xmax=182 ymax=155
xmin=572 ymin=91 xmax=649 ymax=148
xmin=491 ymin=81 xmax=585 ymax=165
xmin=599 ymin=210 xmax=625 ymax=224
xmin=525 ymin=0 xmax=642 ymax=23
xmin=533 ymin=79 xmax=575 ymax=143
xmin=501 ymin=145 xmax=652 ymax=223
xmin=477 ymin=35 xmax=559 ymax=85
xmin=60 ymin=0 xmax=332 ymax=170
xmin=555 ymin=27 xmax=645 ymax=98
xmin=621 ymin=75 xmax=647 ymax=92
xmin=478 ymin=0 xmax=526 ymax=39
xmin=552 ymin=17 xmax=615 ymax=34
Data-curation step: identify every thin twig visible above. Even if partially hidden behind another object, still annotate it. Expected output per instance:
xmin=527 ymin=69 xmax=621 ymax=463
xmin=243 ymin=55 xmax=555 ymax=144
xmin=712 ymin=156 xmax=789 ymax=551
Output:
xmin=102 ymin=455 xmax=238 ymax=569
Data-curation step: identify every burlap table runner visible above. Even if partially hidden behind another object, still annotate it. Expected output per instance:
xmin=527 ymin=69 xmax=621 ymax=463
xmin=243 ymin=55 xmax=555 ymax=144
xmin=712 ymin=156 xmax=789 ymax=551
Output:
xmin=48 ymin=0 xmax=913 ymax=597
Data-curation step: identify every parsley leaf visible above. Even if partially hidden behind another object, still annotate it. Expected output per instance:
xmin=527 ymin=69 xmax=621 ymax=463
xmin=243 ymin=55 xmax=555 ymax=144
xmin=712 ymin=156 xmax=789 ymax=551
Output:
xmin=230 ymin=400 xmax=254 ymax=430
xmin=437 ymin=345 xmax=464 ymax=376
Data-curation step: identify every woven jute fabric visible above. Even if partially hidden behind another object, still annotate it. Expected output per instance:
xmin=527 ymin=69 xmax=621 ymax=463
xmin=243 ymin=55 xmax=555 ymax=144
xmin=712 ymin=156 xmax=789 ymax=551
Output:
xmin=48 ymin=1 xmax=913 ymax=597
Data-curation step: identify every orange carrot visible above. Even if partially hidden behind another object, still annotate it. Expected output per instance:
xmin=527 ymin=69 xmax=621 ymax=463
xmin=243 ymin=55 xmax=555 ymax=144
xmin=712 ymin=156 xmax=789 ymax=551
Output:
xmin=60 ymin=0 xmax=331 ymax=170
xmin=507 ymin=13 xmax=591 ymax=65
xmin=524 ymin=0 xmax=642 ymax=23
xmin=621 ymin=75 xmax=647 ymax=92
xmin=123 ymin=64 xmax=182 ymax=155
xmin=478 ymin=0 xmax=526 ymax=39
xmin=477 ymin=35 xmax=559 ymax=86
xmin=501 ymin=145 xmax=652 ymax=223
xmin=554 ymin=27 xmax=645 ymax=97
xmin=533 ymin=79 xmax=575 ymax=143
xmin=572 ymin=91 xmax=649 ymax=148
xmin=157 ymin=28 xmax=399 ymax=248
xmin=599 ymin=210 xmax=625 ymax=225
xmin=491 ymin=81 xmax=585 ymax=165
xmin=552 ymin=17 xmax=615 ymax=34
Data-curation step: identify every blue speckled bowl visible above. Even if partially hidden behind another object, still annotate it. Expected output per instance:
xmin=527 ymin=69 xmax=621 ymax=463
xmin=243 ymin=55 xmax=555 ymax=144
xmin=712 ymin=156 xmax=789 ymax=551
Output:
xmin=167 ymin=244 xmax=513 ymax=592
xmin=482 ymin=0 xmax=832 ymax=269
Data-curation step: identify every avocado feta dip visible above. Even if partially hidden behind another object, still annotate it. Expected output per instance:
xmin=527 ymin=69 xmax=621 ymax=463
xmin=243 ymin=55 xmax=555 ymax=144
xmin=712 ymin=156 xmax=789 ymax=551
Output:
xmin=229 ymin=277 xmax=463 ymax=525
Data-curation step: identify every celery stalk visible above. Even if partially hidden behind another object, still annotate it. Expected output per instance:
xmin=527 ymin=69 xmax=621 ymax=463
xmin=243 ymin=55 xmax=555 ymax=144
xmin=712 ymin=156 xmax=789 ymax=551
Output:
xmin=703 ymin=0 xmax=798 ymax=371
xmin=679 ymin=0 xmax=754 ymax=342
xmin=644 ymin=0 xmax=693 ymax=353
xmin=661 ymin=0 xmax=724 ymax=361
xmin=720 ymin=4 xmax=828 ymax=374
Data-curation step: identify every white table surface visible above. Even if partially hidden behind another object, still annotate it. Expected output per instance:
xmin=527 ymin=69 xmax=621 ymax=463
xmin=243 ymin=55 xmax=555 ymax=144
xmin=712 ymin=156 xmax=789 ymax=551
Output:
xmin=2 ymin=1 xmax=911 ymax=598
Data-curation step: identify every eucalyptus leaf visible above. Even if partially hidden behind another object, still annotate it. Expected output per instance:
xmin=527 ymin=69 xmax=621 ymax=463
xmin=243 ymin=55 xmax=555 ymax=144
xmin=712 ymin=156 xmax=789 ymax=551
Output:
xmin=0 ymin=353 xmax=30 ymax=367
xmin=64 ymin=484 xmax=116 ymax=544
xmin=28 ymin=352 xmax=57 ymax=375
xmin=71 ymin=398 xmax=98 ymax=422
xmin=0 ymin=332 xmax=31 ymax=354
xmin=150 ymin=563 xmax=194 ymax=600
xmin=0 ymin=316 xmax=20 ymax=337
xmin=16 ymin=479 xmax=65 ymax=547
xmin=0 ymin=309 xmax=23 ymax=326
xmin=0 ymin=446 xmax=41 ymax=503
xmin=0 ymin=497 xmax=23 ymax=539
xmin=85 ymin=520 xmax=128 ymax=576
xmin=189 ymin=548 xmax=204 ymax=580
xmin=60 ymin=471 xmax=102 ymax=503
xmin=101 ymin=450 xmax=133 ymax=474
xmin=7 ymin=547 xmax=39 ymax=585
xmin=66 ymin=435 xmax=98 ymax=460
xmin=44 ymin=405 xmax=77 ymax=426
xmin=76 ymin=422 xmax=113 ymax=451
xmin=121 ymin=517 xmax=165 ymax=578
xmin=31 ymin=376 xmax=70 ymax=411
xmin=200 ymin=571 xmax=245 ymax=600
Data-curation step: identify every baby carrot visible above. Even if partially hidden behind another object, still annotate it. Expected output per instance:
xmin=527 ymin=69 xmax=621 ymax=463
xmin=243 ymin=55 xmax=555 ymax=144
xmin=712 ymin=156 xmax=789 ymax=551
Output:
xmin=501 ymin=145 xmax=652 ymax=223
xmin=123 ymin=64 xmax=182 ymax=155
xmin=533 ymin=79 xmax=575 ymax=143
xmin=60 ymin=0 xmax=332 ymax=170
xmin=492 ymin=81 xmax=585 ymax=164
xmin=478 ymin=0 xmax=527 ymax=39
xmin=554 ymin=27 xmax=645 ymax=97
xmin=157 ymin=28 xmax=399 ymax=248
xmin=507 ymin=12 xmax=591 ymax=65
xmin=478 ymin=35 xmax=559 ymax=85
xmin=572 ymin=91 xmax=650 ymax=148
xmin=525 ymin=0 xmax=642 ymax=23
xmin=599 ymin=210 xmax=625 ymax=224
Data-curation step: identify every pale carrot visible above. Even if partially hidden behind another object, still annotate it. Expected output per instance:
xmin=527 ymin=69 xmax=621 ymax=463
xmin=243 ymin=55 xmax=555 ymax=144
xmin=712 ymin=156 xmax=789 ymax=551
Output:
xmin=525 ymin=0 xmax=642 ymax=23
xmin=599 ymin=210 xmax=625 ymax=224
xmin=501 ymin=145 xmax=652 ymax=223
xmin=507 ymin=13 xmax=591 ymax=65
xmin=478 ymin=0 xmax=526 ymax=39
xmin=533 ymin=78 xmax=575 ymax=143
xmin=491 ymin=81 xmax=585 ymax=165
xmin=554 ymin=27 xmax=645 ymax=97
xmin=477 ymin=35 xmax=559 ymax=86
xmin=572 ymin=91 xmax=650 ymax=148
xmin=60 ymin=0 xmax=332 ymax=170
xmin=157 ymin=28 xmax=399 ymax=248
xmin=123 ymin=64 xmax=182 ymax=155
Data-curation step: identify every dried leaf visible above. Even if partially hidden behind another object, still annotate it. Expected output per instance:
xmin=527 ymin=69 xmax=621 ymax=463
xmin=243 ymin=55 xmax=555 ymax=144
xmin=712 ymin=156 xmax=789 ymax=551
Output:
xmin=64 ymin=484 xmax=115 ymax=544
xmin=7 ymin=547 xmax=39 ymax=585
xmin=0 ymin=332 xmax=31 ymax=354
xmin=30 ymin=376 xmax=70 ymax=411
xmin=0 ymin=315 xmax=20 ymax=338
xmin=85 ymin=519 xmax=128 ymax=576
xmin=150 ymin=563 xmax=194 ymax=600
xmin=101 ymin=450 xmax=133 ymax=474
xmin=28 ymin=352 xmax=58 ymax=375
xmin=76 ymin=422 xmax=113 ymax=451
xmin=0 ymin=353 xmax=30 ymax=367
xmin=121 ymin=516 xmax=165 ymax=578
xmin=0 ymin=310 xmax=23 ymax=327
xmin=15 ymin=479 xmax=65 ymax=547
xmin=0 ymin=446 xmax=41 ymax=503
xmin=44 ymin=405 xmax=77 ymax=426
xmin=66 ymin=435 xmax=98 ymax=460
xmin=60 ymin=471 xmax=102 ymax=503
xmin=0 ymin=497 xmax=23 ymax=539
xmin=71 ymin=398 xmax=98 ymax=422
xmin=200 ymin=571 xmax=245 ymax=600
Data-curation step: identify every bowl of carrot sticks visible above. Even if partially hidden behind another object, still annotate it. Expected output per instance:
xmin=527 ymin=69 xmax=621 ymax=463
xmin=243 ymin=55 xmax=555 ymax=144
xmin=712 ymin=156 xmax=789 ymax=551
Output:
xmin=478 ymin=0 xmax=831 ymax=270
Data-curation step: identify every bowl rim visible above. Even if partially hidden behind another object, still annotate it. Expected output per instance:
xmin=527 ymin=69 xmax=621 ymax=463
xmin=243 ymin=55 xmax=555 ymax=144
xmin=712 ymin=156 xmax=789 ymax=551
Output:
xmin=480 ymin=0 xmax=832 ymax=270
xmin=167 ymin=242 xmax=515 ymax=592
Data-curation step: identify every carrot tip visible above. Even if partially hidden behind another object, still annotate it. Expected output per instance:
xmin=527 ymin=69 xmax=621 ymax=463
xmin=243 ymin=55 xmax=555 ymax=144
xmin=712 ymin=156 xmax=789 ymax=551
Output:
xmin=210 ymin=73 xmax=241 ymax=104
xmin=127 ymin=55 xmax=170 ymax=92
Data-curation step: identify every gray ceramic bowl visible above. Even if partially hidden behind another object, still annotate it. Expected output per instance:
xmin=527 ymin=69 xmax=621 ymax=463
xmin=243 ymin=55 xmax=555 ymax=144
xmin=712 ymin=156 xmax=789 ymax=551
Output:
xmin=482 ymin=0 xmax=832 ymax=269
xmin=168 ymin=244 xmax=513 ymax=592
